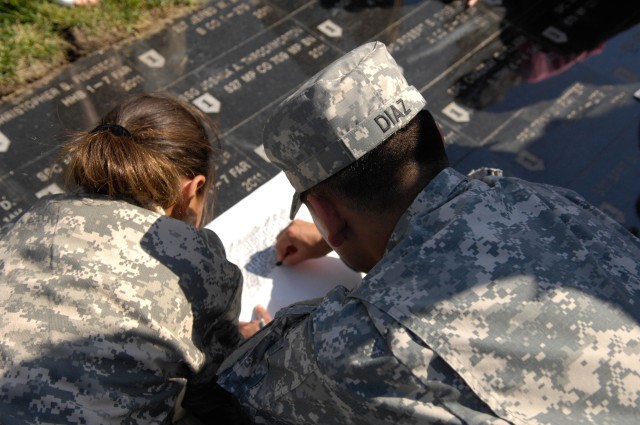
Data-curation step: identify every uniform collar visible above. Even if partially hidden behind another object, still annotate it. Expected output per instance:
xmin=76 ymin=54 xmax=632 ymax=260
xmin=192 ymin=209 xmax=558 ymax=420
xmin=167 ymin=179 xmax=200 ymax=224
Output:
xmin=385 ymin=167 xmax=467 ymax=254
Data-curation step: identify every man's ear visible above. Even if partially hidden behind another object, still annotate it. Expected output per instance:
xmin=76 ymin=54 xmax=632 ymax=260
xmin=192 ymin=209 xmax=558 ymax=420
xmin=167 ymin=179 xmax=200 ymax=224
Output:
xmin=305 ymin=193 xmax=346 ymax=247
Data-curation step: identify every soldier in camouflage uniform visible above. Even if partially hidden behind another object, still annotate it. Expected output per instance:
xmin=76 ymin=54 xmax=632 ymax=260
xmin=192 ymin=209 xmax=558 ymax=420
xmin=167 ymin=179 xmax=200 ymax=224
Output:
xmin=0 ymin=93 xmax=248 ymax=424
xmin=217 ymin=42 xmax=640 ymax=424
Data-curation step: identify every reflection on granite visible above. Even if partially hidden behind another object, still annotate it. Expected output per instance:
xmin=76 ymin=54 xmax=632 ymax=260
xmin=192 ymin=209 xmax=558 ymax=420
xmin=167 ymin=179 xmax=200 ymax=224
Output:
xmin=0 ymin=0 xmax=638 ymax=234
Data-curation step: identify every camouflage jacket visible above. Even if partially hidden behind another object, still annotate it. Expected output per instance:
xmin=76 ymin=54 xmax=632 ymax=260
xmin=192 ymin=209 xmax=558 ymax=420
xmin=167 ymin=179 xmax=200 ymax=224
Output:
xmin=0 ymin=195 xmax=243 ymax=424
xmin=218 ymin=167 xmax=640 ymax=425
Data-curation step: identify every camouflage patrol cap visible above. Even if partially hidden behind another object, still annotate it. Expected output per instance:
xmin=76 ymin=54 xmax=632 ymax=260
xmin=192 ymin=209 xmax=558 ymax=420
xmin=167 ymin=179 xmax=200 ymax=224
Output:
xmin=263 ymin=41 xmax=427 ymax=219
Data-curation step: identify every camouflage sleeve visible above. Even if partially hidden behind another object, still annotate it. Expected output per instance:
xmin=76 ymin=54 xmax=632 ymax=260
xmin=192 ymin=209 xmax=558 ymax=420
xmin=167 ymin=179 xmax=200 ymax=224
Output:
xmin=178 ymin=228 xmax=247 ymax=421
xmin=218 ymin=287 xmax=505 ymax=425
xmin=189 ymin=228 xmax=244 ymax=380
xmin=216 ymin=298 xmax=322 ymax=422
xmin=139 ymin=219 xmax=244 ymax=384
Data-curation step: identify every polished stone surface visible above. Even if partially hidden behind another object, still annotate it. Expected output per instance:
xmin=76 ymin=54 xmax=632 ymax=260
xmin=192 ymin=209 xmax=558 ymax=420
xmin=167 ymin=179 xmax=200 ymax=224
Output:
xmin=0 ymin=0 xmax=638 ymax=234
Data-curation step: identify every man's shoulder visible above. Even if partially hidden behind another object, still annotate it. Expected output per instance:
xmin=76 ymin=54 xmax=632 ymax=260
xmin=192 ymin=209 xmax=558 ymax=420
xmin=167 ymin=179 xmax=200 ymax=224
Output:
xmin=311 ymin=287 xmax=381 ymax=352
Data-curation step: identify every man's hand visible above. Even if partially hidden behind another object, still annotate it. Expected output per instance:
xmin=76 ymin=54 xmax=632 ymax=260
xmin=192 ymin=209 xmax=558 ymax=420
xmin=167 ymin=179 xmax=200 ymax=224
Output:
xmin=275 ymin=220 xmax=332 ymax=266
xmin=238 ymin=305 xmax=273 ymax=339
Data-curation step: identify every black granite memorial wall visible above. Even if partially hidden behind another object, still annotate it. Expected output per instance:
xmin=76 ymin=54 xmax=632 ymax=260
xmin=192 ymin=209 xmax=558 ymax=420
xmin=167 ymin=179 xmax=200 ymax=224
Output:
xmin=0 ymin=0 xmax=638 ymax=234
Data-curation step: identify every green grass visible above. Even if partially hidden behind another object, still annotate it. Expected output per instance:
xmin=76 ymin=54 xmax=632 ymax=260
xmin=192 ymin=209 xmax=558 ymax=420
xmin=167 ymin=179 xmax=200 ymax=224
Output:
xmin=0 ymin=0 xmax=204 ymax=97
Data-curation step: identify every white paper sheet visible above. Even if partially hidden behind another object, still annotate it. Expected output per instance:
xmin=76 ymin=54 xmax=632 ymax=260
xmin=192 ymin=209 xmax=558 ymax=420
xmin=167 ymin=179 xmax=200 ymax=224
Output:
xmin=206 ymin=172 xmax=362 ymax=322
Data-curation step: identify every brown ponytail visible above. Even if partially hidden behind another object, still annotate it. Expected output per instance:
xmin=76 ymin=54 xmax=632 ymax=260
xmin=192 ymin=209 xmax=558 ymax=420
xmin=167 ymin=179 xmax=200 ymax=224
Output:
xmin=59 ymin=93 xmax=219 ymax=215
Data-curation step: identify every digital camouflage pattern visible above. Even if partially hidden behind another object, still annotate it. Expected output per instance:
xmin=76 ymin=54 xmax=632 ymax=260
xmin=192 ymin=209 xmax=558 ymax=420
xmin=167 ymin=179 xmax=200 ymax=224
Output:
xmin=262 ymin=42 xmax=426 ymax=219
xmin=0 ymin=195 xmax=243 ymax=424
xmin=218 ymin=168 xmax=640 ymax=425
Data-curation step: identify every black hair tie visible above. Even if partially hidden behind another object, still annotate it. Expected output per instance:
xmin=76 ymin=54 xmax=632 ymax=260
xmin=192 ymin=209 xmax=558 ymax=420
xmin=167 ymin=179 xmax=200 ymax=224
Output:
xmin=90 ymin=123 xmax=132 ymax=138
